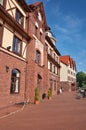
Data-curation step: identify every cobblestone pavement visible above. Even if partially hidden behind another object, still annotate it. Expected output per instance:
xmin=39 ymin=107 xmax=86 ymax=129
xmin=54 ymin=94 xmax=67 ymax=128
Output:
xmin=0 ymin=92 xmax=86 ymax=130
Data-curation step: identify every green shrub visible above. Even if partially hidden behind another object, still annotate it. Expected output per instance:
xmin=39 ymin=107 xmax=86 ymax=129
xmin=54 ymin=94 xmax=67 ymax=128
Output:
xmin=48 ymin=88 xmax=52 ymax=98
xmin=34 ymin=87 xmax=40 ymax=101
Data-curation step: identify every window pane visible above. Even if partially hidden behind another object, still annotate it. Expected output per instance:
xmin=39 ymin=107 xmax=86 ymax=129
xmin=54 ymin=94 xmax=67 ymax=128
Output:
xmin=10 ymin=69 xmax=20 ymax=94
xmin=16 ymin=9 xmax=23 ymax=25
xmin=54 ymin=80 xmax=56 ymax=90
xmin=13 ymin=37 xmax=17 ymax=52
xmin=0 ymin=24 xmax=3 ymax=45
xmin=50 ymin=79 xmax=53 ymax=89
xmin=36 ymin=50 xmax=40 ymax=64
xmin=15 ymin=78 xmax=19 ymax=93
xmin=17 ymin=41 xmax=21 ymax=53
xmin=13 ymin=36 xmax=21 ymax=55
xmin=50 ymin=63 xmax=52 ymax=72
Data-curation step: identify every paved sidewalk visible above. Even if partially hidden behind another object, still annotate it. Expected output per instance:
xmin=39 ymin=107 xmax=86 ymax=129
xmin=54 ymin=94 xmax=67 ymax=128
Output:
xmin=0 ymin=92 xmax=86 ymax=130
xmin=0 ymin=103 xmax=24 ymax=118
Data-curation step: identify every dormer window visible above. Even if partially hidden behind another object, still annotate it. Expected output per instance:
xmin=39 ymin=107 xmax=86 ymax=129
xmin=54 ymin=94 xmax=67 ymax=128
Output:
xmin=16 ymin=9 xmax=24 ymax=26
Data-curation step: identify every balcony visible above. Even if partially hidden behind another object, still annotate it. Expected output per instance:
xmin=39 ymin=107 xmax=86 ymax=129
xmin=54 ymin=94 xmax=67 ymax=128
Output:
xmin=46 ymin=30 xmax=56 ymax=46
xmin=47 ymin=53 xmax=60 ymax=67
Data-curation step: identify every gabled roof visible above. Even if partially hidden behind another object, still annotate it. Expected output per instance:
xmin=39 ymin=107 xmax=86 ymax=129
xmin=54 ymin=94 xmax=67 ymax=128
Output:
xmin=60 ymin=55 xmax=76 ymax=70
xmin=60 ymin=55 xmax=70 ymax=65
xmin=28 ymin=2 xmax=49 ymax=30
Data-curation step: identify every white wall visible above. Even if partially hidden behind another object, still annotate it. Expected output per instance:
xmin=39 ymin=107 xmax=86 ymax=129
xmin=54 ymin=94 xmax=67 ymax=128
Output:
xmin=60 ymin=62 xmax=68 ymax=81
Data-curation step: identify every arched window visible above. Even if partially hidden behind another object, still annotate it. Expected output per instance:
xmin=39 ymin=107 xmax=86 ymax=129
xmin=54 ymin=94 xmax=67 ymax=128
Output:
xmin=10 ymin=69 xmax=20 ymax=94
xmin=35 ymin=50 xmax=41 ymax=64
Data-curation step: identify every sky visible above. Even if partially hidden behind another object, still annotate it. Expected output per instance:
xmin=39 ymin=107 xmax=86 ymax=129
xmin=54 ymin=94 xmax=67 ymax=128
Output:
xmin=26 ymin=0 xmax=86 ymax=73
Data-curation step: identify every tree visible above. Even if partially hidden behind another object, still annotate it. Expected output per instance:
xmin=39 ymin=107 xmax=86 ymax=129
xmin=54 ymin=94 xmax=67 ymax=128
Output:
xmin=76 ymin=71 xmax=86 ymax=87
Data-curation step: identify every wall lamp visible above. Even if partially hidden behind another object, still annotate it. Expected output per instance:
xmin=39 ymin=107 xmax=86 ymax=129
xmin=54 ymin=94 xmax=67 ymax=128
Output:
xmin=6 ymin=66 xmax=9 ymax=72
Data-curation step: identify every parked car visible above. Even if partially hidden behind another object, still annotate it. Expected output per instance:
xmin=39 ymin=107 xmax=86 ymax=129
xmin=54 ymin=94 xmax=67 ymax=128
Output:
xmin=79 ymin=88 xmax=86 ymax=98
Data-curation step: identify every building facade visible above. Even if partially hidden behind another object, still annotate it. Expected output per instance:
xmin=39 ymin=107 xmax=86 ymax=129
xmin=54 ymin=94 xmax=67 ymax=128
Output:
xmin=0 ymin=0 xmax=31 ymax=107
xmin=45 ymin=30 xmax=60 ymax=95
xmin=25 ymin=2 xmax=60 ymax=102
xmin=0 ymin=1 xmax=61 ymax=107
xmin=0 ymin=1 xmax=76 ymax=108
xmin=60 ymin=55 xmax=76 ymax=91
xmin=25 ymin=2 xmax=49 ymax=102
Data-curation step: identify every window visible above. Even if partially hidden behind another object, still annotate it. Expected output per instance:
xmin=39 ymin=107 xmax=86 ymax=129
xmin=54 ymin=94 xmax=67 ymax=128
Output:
xmin=50 ymin=79 xmax=53 ymax=89
xmin=56 ymin=67 xmax=58 ymax=75
xmin=54 ymin=80 xmax=56 ymax=90
xmin=35 ymin=26 xmax=38 ymax=35
xmin=54 ymin=53 xmax=55 ymax=59
xmin=0 ymin=0 xmax=3 ymax=6
xmin=16 ymin=9 xmax=23 ymax=26
xmin=50 ymin=49 xmax=52 ymax=56
xmin=50 ymin=63 xmax=52 ymax=72
xmin=56 ymin=56 xmax=58 ymax=62
xmin=13 ymin=36 xmax=22 ymax=55
xmin=68 ymin=70 xmax=70 ymax=74
xmin=37 ymin=12 xmax=42 ymax=21
xmin=40 ymin=32 xmax=42 ymax=41
xmin=35 ymin=50 xmax=41 ymax=64
xmin=45 ymin=44 xmax=48 ymax=52
xmin=54 ymin=65 xmax=55 ymax=73
xmin=68 ymin=76 xmax=70 ymax=81
xmin=0 ymin=24 xmax=3 ymax=46
xmin=10 ymin=69 xmax=20 ymax=94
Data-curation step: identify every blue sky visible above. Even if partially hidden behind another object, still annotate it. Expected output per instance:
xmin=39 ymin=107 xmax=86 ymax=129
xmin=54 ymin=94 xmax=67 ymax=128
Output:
xmin=26 ymin=0 xmax=86 ymax=73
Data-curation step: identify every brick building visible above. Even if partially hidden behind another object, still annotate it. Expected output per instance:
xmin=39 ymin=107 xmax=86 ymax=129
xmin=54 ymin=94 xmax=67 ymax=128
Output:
xmin=26 ymin=2 xmax=60 ymax=102
xmin=25 ymin=2 xmax=49 ymax=102
xmin=0 ymin=0 xmax=31 ymax=107
xmin=45 ymin=30 xmax=60 ymax=95
xmin=60 ymin=55 xmax=76 ymax=92
xmin=0 ymin=0 xmax=61 ymax=107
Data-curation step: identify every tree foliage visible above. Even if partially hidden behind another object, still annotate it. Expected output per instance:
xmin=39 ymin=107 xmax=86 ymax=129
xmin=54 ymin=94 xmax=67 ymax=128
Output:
xmin=76 ymin=71 xmax=86 ymax=87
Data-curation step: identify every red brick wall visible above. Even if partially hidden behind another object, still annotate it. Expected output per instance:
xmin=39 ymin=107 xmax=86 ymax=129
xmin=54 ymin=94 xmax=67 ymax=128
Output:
xmin=25 ymin=12 xmax=49 ymax=102
xmin=60 ymin=81 xmax=76 ymax=92
xmin=49 ymin=72 xmax=60 ymax=95
xmin=0 ymin=50 xmax=26 ymax=108
xmin=25 ymin=38 xmax=36 ymax=103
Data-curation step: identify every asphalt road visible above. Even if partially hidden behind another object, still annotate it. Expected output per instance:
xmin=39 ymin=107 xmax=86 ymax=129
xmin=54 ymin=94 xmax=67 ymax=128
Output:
xmin=0 ymin=92 xmax=86 ymax=130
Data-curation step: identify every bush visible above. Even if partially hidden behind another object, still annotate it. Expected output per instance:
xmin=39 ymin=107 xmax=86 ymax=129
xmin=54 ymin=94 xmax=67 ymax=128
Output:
xmin=48 ymin=88 xmax=52 ymax=98
xmin=34 ymin=87 xmax=40 ymax=101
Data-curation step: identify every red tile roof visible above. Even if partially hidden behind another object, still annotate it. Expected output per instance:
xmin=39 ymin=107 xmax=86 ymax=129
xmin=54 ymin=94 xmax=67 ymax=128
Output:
xmin=60 ymin=55 xmax=76 ymax=70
